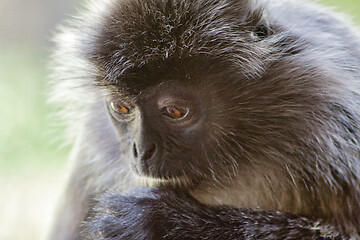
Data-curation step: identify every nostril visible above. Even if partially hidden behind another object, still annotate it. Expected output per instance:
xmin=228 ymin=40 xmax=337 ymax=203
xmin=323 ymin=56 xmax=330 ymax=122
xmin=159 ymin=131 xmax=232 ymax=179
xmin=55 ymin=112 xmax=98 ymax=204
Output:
xmin=142 ymin=144 xmax=156 ymax=161
xmin=133 ymin=143 xmax=138 ymax=158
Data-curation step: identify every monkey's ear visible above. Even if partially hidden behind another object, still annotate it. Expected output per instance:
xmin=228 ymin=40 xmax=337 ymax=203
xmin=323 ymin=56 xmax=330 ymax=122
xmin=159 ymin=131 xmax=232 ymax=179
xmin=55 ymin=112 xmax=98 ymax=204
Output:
xmin=230 ymin=0 xmax=272 ymax=40
xmin=253 ymin=22 xmax=273 ymax=40
xmin=248 ymin=5 xmax=273 ymax=40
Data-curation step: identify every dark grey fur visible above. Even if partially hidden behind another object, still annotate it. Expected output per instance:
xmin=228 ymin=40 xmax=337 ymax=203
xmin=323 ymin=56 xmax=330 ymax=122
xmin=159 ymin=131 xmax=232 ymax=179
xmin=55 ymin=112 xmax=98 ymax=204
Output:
xmin=48 ymin=0 xmax=360 ymax=239
xmin=83 ymin=188 xmax=346 ymax=240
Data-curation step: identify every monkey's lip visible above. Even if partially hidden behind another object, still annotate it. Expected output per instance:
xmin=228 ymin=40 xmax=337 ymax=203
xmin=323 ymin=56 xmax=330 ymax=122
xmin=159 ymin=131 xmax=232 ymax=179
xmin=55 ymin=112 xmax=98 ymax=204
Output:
xmin=131 ymin=166 xmax=176 ymax=180
xmin=130 ymin=161 xmax=186 ymax=182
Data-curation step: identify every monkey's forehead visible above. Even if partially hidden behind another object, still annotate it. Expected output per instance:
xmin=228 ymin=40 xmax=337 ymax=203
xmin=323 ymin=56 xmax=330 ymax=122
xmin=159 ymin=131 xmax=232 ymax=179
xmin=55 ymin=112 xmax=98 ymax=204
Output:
xmin=85 ymin=0 xmax=267 ymax=84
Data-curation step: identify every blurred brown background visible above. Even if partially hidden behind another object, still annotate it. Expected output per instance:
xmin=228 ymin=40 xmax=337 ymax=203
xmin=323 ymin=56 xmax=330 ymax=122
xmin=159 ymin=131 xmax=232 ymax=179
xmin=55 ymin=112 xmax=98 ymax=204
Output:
xmin=0 ymin=0 xmax=359 ymax=239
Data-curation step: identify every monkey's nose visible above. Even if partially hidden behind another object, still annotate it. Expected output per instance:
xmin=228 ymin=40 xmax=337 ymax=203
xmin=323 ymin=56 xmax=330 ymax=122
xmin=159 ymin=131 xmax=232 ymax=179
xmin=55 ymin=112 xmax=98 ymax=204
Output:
xmin=142 ymin=144 xmax=156 ymax=161
xmin=133 ymin=143 xmax=139 ymax=158
xmin=132 ymin=143 xmax=157 ymax=161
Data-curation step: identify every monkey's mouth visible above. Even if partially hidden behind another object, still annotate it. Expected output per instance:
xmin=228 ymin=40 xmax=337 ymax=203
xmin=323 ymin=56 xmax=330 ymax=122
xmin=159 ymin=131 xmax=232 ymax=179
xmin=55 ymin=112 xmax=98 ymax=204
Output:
xmin=132 ymin=165 xmax=176 ymax=180
xmin=130 ymin=155 xmax=186 ymax=181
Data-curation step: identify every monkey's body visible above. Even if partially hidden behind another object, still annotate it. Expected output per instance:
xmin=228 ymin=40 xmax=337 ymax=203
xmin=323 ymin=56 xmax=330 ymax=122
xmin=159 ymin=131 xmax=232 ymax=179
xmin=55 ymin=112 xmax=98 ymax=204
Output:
xmin=49 ymin=0 xmax=360 ymax=239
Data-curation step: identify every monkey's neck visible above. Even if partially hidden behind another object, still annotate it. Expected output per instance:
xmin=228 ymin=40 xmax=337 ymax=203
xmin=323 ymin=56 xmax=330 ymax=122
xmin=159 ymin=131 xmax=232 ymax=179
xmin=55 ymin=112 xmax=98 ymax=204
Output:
xmin=189 ymin=168 xmax=360 ymax=235
xmin=190 ymin=169 xmax=303 ymax=212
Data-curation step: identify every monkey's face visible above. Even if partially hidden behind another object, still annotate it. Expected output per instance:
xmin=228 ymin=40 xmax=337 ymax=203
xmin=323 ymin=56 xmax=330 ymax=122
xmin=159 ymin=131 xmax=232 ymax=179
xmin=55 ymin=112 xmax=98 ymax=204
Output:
xmin=105 ymin=70 xmax=239 ymax=182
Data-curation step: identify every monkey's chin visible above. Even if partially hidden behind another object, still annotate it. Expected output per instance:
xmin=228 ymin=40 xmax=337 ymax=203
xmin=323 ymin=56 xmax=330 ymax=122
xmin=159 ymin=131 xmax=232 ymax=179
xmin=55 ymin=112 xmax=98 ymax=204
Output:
xmin=133 ymin=174 xmax=191 ymax=188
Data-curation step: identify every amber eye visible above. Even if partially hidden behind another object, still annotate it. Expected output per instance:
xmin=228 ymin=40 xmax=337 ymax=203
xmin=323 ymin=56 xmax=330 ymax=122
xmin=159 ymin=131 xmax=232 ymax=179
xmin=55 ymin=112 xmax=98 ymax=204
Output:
xmin=163 ymin=106 xmax=187 ymax=119
xmin=110 ymin=101 xmax=129 ymax=114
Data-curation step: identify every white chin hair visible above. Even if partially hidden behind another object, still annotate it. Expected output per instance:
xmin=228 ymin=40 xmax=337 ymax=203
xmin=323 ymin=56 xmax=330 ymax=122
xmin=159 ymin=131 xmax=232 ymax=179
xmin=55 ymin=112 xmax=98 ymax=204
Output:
xmin=134 ymin=174 xmax=190 ymax=187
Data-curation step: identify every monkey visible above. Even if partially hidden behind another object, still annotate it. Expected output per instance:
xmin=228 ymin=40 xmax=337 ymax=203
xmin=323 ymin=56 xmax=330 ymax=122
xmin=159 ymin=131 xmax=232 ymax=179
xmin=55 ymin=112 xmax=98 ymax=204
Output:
xmin=48 ymin=0 xmax=360 ymax=239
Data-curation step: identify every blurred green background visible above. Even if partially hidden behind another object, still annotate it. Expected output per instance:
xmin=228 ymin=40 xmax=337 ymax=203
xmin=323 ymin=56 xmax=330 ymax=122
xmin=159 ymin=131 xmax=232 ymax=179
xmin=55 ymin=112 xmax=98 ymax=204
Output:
xmin=0 ymin=0 xmax=359 ymax=239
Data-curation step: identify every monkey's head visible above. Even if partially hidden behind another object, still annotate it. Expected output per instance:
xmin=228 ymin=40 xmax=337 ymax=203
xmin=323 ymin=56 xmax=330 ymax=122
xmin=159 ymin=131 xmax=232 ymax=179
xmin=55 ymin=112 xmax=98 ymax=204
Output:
xmin=85 ymin=0 xmax=274 ymax=183
xmin=71 ymin=0 xmax=350 ymax=186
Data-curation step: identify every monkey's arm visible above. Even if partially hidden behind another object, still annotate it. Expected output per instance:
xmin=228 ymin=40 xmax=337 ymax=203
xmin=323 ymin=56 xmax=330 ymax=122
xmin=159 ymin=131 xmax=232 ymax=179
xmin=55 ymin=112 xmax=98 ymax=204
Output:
xmin=82 ymin=187 xmax=347 ymax=240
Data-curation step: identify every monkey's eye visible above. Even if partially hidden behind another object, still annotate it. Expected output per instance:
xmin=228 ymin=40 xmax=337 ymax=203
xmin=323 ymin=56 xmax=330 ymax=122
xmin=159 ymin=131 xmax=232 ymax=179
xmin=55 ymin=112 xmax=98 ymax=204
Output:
xmin=110 ymin=101 xmax=130 ymax=114
xmin=162 ymin=106 xmax=188 ymax=120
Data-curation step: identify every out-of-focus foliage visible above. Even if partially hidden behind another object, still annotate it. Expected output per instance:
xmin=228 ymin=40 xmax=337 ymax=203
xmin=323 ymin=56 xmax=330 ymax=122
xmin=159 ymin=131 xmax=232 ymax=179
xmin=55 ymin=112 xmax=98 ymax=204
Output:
xmin=0 ymin=46 xmax=68 ymax=174
xmin=320 ymin=0 xmax=360 ymax=22
xmin=0 ymin=0 xmax=84 ymax=174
